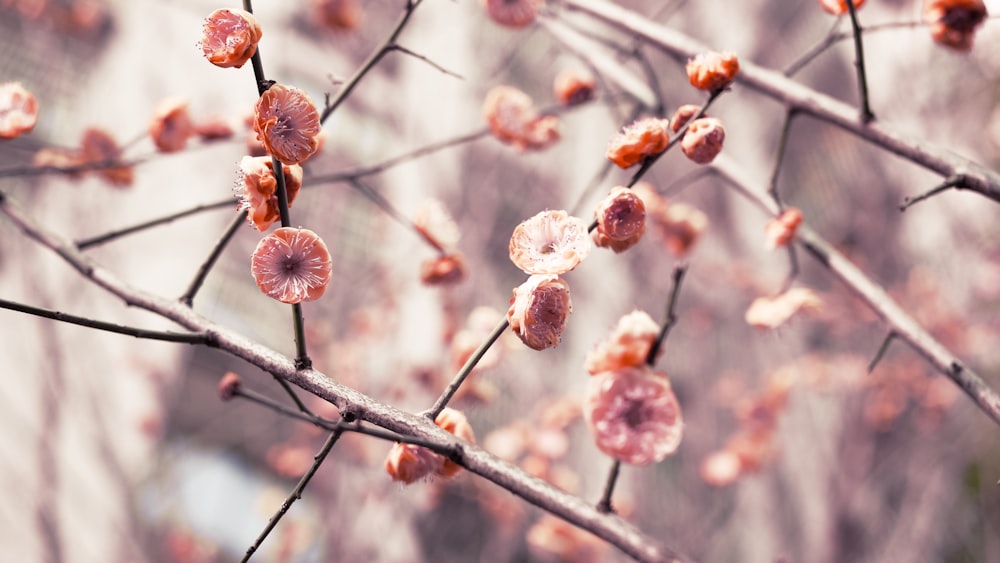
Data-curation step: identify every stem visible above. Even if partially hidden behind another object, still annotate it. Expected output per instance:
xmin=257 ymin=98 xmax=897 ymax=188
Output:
xmin=596 ymin=459 xmax=621 ymax=513
xmin=646 ymin=265 xmax=688 ymax=366
xmin=241 ymin=431 xmax=342 ymax=562
xmin=75 ymin=200 xmax=235 ymax=250
xmin=425 ymin=317 xmax=509 ymax=420
xmin=180 ymin=210 xmax=246 ymax=306
xmin=844 ymin=0 xmax=874 ymax=123
xmin=900 ymin=175 xmax=969 ymax=211
xmin=768 ymin=111 xmax=797 ymax=208
xmin=348 ymin=178 xmax=446 ymax=254
xmin=0 ymin=298 xmax=213 ymax=345
xmin=868 ymin=331 xmax=898 ymax=373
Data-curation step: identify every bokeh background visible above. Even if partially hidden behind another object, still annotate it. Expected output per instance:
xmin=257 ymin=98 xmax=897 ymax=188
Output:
xmin=2 ymin=0 xmax=1000 ymax=561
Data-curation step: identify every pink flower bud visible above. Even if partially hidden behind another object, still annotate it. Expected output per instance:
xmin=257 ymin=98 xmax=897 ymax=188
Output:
xmin=507 ymin=274 xmax=573 ymax=351
xmin=200 ymin=9 xmax=262 ymax=69
xmin=680 ymin=117 xmax=725 ymax=164
xmin=686 ymin=52 xmax=740 ymax=92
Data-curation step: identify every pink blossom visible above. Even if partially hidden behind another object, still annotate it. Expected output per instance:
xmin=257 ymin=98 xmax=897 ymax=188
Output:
xmin=744 ymin=288 xmax=823 ymax=329
xmin=592 ymin=187 xmax=646 ymax=253
xmin=0 ymin=82 xmax=38 ymax=139
xmin=253 ymin=84 xmax=322 ymax=165
xmin=585 ymin=310 xmax=660 ymax=375
xmin=148 ymin=97 xmax=194 ymax=153
xmin=584 ymin=365 xmax=683 ymax=465
xmin=250 ymin=227 xmax=332 ymax=304
xmin=509 ymin=209 xmax=591 ymax=275
xmin=507 ymin=274 xmax=573 ymax=351
xmin=200 ymin=8 xmax=262 ymax=69
xmin=764 ymin=207 xmax=803 ymax=250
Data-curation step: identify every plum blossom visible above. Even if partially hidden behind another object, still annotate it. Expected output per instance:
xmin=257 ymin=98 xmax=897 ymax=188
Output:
xmin=0 ymin=82 xmax=38 ymax=139
xmin=253 ymin=84 xmax=322 ymax=165
xmin=585 ymin=310 xmax=661 ymax=375
xmin=686 ymin=51 xmax=740 ymax=92
xmin=200 ymin=8 xmax=262 ymax=69
xmin=509 ymin=209 xmax=591 ymax=275
xmin=507 ymin=274 xmax=572 ymax=351
xmin=605 ymin=117 xmax=670 ymax=169
xmin=584 ymin=365 xmax=683 ymax=465
xmin=250 ymin=227 xmax=332 ymax=304
xmin=592 ymin=187 xmax=646 ymax=253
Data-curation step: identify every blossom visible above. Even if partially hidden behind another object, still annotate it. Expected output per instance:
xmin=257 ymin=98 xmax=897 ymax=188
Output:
xmin=686 ymin=52 xmax=740 ymax=92
xmin=509 ymin=209 xmax=591 ymax=275
xmin=592 ymin=187 xmax=646 ymax=253
xmin=818 ymin=0 xmax=866 ymax=15
xmin=923 ymin=0 xmax=987 ymax=51
xmin=384 ymin=408 xmax=475 ymax=483
xmin=33 ymin=147 xmax=84 ymax=178
xmin=250 ymin=227 xmax=332 ymax=304
xmin=668 ymin=104 xmax=703 ymax=134
xmin=80 ymin=128 xmax=133 ymax=186
xmin=764 ymin=207 xmax=803 ymax=250
xmin=313 ymin=0 xmax=364 ymax=31
xmin=553 ymin=69 xmax=595 ymax=106
xmin=700 ymin=450 xmax=743 ymax=487
xmin=217 ymin=372 xmax=242 ymax=401
xmin=148 ymin=98 xmax=195 ymax=153
xmin=507 ymin=274 xmax=572 ymax=351
xmin=482 ymin=0 xmax=542 ymax=28
xmin=605 ymin=117 xmax=670 ymax=169
xmin=236 ymin=156 xmax=303 ymax=231
xmin=482 ymin=86 xmax=559 ymax=151
xmin=194 ymin=117 xmax=235 ymax=141
xmin=420 ymin=253 xmax=467 ymax=286
xmin=745 ymin=288 xmax=822 ymax=329
xmin=527 ymin=515 xmax=608 ymax=562
xmin=200 ymin=8 xmax=262 ymax=69
xmin=585 ymin=310 xmax=661 ymax=375
xmin=680 ymin=117 xmax=725 ymax=164
xmin=583 ymin=365 xmax=683 ymax=465
xmin=634 ymin=183 xmax=708 ymax=256
xmin=414 ymin=198 xmax=460 ymax=251
xmin=0 ymin=82 xmax=38 ymax=139
xmin=253 ymin=83 xmax=322 ymax=165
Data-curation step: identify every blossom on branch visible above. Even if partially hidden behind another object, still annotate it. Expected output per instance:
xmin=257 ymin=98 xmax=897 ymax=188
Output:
xmin=923 ymin=0 xmax=987 ymax=51
xmin=420 ymin=253 xmax=467 ymax=286
xmin=482 ymin=0 xmax=542 ymax=28
xmin=686 ymin=51 xmax=740 ymax=92
xmin=509 ymin=209 xmax=591 ymax=275
xmin=0 ymin=82 xmax=38 ymax=139
xmin=200 ymin=8 xmax=262 ymax=69
xmin=680 ymin=117 xmax=725 ymax=164
xmin=553 ymin=69 xmax=595 ymax=107
xmin=745 ymin=288 xmax=822 ymax=329
xmin=764 ymin=207 xmax=803 ymax=250
xmin=313 ymin=0 xmax=364 ymax=31
xmin=482 ymin=85 xmax=559 ymax=151
xmin=507 ymin=274 xmax=573 ymax=351
xmin=80 ymin=128 xmax=134 ymax=187
xmin=148 ymin=98 xmax=195 ymax=153
xmin=818 ymin=0 xmax=866 ymax=15
xmin=250 ymin=227 xmax=332 ymax=304
xmin=605 ymin=117 xmax=670 ymax=169
xmin=592 ymin=187 xmax=646 ymax=253
xmin=236 ymin=156 xmax=303 ymax=231
xmin=584 ymin=365 xmax=683 ymax=465
xmin=668 ymin=104 xmax=703 ymax=134
xmin=384 ymin=408 xmax=475 ymax=483
xmin=585 ymin=310 xmax=661 ymax=375
xmin=634 ymin=183 xmax=709 ymax=256
xmin=253 ymin=84 xmax=322 ymax=165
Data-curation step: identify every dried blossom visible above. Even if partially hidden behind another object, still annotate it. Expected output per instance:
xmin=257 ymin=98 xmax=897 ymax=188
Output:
xmin=482 ymin=0 xmax=542 ymax=28
xmin=681 ymin=117 xmax=725 ymax=164
xmin=509 ymin=209 xmax=591 ymax=275
xmin=764 ymin=207 xmax=804 ymax=250
xmin=686 ymin=51 xmax=740 ymax=92
xmin=250 ymin=227 xmax=332 ymax=304
xmin=482 ymin=85 xmax=559 ymax=151
xmin=592 ymin=187 xmax=646 ymax=253
xmin=553 ymin=69 xmax=595 ymax=106
xmin=253 ymin=83 xmax=322 ymax=165
xmin=384 ymin=408 xmax=475 ymax=483
xmin=507 ymin=274 xmax=573 ymax=351
xmin=818 ymin=0 xmax=866 ymax=15
xmin=200 ymin=8 xmax=262 ymax=69
xmin=236 ymin=156 xmax=303 ymax=231
xmin=605 ymin=117 xmax=670 ymax=169
xmin=217 ymin=371 xmax=242 ymax=401
xmin=923 ymin=0 xmax=987 ymax=51
xmin=584 ymin=365 xmax=683 ymax=465
xmin=148 ymin=98 xmax=195 ymax=153
xmin=80 ymin=128 xmax=133 ymax=187
xmin=585 ymin=310 xmax=661 ymax=375
xmin=313 ymin=0 xmax=364 ymax=31
xmin=668 ymin=104 xmax=703 ymax=134
xmin=745 ymin=288 xmax=823 ymax=329
xmin=0 ymin=82 xmax=38 ymax=139
xmin=420 ymin=253 xmax=467 ymax=286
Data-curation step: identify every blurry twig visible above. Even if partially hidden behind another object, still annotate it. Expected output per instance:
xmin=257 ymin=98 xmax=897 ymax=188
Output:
xmin=388 ymin=44 xmax=463 ymax=79
xmin=180 ymin=210 xmax=247 ymax=306
xmin=868 ymin=331 xmax=899 ymax=373
xmin=647 ymin=265 xmax=688 ymax=366
xmin=75 ymin=200 xmax=235 ymax=249
xmin=900 ymin=175 xmax=970 ymax=210
xmin=712 ymin=155 xmax=1000 ymax=427
xmin=561 ymin=0 xmax=1000 ymax=203
xmin=426 ymin=317 xmax=509 ymax=420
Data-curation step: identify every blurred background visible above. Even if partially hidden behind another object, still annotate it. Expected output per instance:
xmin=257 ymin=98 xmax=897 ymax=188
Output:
xmin=1 ymin=0 xmax=1000 ymax=561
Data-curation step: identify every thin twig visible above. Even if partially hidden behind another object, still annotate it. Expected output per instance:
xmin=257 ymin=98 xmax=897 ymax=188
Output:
xmin=868 ymin=331 xmax=898 ymax=373
xmin=348 ymin=178 xmax=445 ymax=254
xmin=900 ymin=175 xmax=969 ymax=211
xmin=596 ymin=459 xmax=621 ymax=513
xmin=0 ymin=297 xmax=213 ymax=345
xmin=180 ymin=211 xmax=247 ymax=306
xmin=647 ymin=265 xmax=688 ymax=366
xmin=560 ymin=0 xmax=1000 ymax=203
xmin=241 ymin=431 xmax=342 ymax=562
xmin=75 ymin=200 xmax=236 ymax=250
xmin=388 ymin=44 xmax=464 ymax=79
xmin=426 ymin=317 xmax=509 ymax=420
xmin=844 ymin=0 xmax=875 ymax=123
